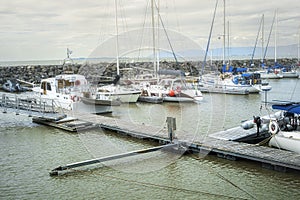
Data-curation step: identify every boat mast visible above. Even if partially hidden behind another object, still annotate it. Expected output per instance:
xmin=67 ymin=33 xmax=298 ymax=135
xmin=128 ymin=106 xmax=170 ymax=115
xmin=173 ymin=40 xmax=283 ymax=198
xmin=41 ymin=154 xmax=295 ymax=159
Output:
xmin=263 ymin=10 xmax=276 ymax=65
xmin=227 ymin=20 xmax=230 ymax=65
xmin=201 ymin=0 xmax=218 ymax=76
xmin=261 ymin=14 xmax=264 ymax=66
xmin=298 ymin=27 xmax=300 ymax=63
xmin=251 ymin=14 xmax=263 ymax=65
xmin=223 ymin=0 xmax=226 ymax=65
xmin=115 ymin=0 xmax=120 ymax=76
xmin=151 ymin=0 xmax=157 ymax=77
xmin=274 ymin=9 xmax=278 ymax=64
xmin=156 ymin=0 xmax=160 ymax=77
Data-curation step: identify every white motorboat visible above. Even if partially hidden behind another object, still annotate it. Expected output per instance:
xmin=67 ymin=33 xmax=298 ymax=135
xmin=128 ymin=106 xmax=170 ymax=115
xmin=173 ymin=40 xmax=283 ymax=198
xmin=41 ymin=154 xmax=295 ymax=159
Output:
xmin=268 ymin=102 xmax=300 ymax=154
xmin=32 ymin=74 xmax=113 ymax=114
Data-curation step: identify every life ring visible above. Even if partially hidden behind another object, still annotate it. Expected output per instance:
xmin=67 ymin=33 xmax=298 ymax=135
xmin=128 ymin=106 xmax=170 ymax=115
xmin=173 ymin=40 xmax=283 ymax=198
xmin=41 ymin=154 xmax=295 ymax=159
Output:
xmin=269 ymin=121 xmax=279 ymax=134
xmin=71 ymin=95 xmax=79 ymax=102
xmin=75 ymin=80 xmax=81 ymax=86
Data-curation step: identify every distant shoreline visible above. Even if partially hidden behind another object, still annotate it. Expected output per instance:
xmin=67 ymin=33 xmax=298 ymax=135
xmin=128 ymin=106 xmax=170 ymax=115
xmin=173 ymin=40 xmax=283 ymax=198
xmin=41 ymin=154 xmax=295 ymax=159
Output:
xmin=1 ymin=56 xmax=299 ymax=67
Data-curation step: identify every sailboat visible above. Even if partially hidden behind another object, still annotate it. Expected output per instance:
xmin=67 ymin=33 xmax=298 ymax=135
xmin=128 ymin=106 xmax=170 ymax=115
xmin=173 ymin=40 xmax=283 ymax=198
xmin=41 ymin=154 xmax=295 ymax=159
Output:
xmin=198 ymin=0 xmax=260 ymax=94
xmin=88 ymin=0 xmax=141 ymax=103
xmin=137 ymin=0 xmax=203 ymax=103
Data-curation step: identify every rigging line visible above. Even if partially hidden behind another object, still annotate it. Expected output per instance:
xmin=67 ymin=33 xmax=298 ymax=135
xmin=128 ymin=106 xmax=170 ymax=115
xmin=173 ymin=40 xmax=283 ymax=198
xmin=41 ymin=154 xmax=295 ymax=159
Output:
xmin=172 ymin=0 xmax=181 ymax=33
xmin=95 ymin=170 xmax=249 ymax=199
xmin=189 ymin=154 xmax=257 ymax=200
xmin=137 ymin=0 xmax=150 ymax=61
xmin=201 ymin=0 xmax=219 ymax=77
xmin=153 ymin=1 xmax=179 ymax=66
xmin=96 ymin=0 xmax=111 ymax=46
xmin=119 ymin=0 xmax=129 ymax=33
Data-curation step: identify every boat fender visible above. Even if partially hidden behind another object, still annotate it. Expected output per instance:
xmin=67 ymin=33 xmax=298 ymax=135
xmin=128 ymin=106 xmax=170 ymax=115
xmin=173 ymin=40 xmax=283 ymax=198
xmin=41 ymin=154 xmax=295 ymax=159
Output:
xmin=169 ymin=90 xmax=175 ymax=97
xmin=261 ymin=124 xmax=269 ymax=132
xmin=241 ymin=121 xmax=254 ymax=129
xmin=269 ymin=121 xmax=279 ymax=134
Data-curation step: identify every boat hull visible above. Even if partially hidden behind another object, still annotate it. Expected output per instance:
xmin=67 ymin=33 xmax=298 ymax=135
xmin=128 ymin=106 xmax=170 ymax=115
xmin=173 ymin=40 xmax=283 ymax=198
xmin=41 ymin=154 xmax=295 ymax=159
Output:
xmin=269 ymin=131 xmax=300 ymax=154
xmin=72 ymin=101 xmax=112 ymax=114
xmin=138 ymin=96 xmax=163 ymax=103
xmin=81 ymin=97 xmax=121 ymax=106
xmin=282 ymin=72 xmax=299 ymax=78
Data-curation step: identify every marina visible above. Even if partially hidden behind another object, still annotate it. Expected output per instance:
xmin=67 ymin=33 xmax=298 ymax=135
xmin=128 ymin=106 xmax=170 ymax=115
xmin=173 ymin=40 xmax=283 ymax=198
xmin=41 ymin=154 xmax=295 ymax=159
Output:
xmin=1 ymin=78 xmax=300 ymax=199
xmin=1 ymin=0 xmax=300 ymax=199
xmin=1 ymin=87 xmax=300 ymax=175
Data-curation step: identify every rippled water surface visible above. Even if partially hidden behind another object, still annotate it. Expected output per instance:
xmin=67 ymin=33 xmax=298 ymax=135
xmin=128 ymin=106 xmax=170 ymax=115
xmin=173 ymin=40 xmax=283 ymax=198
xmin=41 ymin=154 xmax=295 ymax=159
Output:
xmin=1 ymin=79 xmax=300 ymax=199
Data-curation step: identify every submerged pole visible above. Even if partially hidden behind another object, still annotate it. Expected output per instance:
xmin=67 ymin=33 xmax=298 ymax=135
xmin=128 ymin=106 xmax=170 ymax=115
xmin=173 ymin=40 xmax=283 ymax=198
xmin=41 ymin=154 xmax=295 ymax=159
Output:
xmin=50 ymin=143 xmax=177 ymax=176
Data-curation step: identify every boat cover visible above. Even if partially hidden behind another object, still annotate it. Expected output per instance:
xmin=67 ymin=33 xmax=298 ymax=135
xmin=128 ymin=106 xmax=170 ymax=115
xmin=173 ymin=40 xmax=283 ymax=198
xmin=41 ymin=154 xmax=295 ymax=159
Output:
xmin=272 ymin=103 xmax=300 ymax=114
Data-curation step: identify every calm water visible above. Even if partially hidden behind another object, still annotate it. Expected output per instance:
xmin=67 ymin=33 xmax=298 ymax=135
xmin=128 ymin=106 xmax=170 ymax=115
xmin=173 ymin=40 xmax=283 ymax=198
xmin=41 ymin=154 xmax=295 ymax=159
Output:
xmin=1 ymin=79 xmax=300 ymax=200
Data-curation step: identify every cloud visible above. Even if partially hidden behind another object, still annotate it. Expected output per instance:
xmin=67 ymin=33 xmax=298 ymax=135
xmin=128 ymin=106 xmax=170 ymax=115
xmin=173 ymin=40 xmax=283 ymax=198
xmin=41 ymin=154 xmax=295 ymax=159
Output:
xmin=0 ymin=0 xmax=299 ymax=61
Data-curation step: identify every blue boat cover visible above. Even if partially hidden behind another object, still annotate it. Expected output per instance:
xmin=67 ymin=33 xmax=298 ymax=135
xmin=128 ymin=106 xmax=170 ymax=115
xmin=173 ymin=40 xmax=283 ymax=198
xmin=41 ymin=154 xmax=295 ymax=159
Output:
xmin=236 ymin=68 xmax=247 ymax=72
xmin=272 ymin=103 xmax=300 ymax=114
xmin=222 ymin=64 xmax=233 ymax=73
xmin=241 ymin=73 xmax=252 ymax=77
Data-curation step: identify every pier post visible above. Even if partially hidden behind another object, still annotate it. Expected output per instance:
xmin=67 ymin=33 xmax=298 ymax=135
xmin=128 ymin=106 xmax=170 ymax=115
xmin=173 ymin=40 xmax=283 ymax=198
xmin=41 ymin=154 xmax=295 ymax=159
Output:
xmin=15 ymin=95 xmax=19 ymax=115
xmin=167 ymin=117 xmax=176 ymax=142
xmin=2 ymin=94 xmax=7 ymax=113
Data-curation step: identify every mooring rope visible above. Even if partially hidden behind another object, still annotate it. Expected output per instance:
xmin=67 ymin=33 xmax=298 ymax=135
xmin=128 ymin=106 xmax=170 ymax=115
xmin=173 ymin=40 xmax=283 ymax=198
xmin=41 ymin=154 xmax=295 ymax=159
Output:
xmin=190 ymin=154 xmax=258 ymax=200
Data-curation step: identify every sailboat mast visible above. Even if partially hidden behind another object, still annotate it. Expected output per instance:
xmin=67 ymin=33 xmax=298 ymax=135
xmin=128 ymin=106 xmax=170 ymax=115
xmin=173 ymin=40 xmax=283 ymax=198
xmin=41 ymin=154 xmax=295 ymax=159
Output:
xmin=151 ymin=0 xmax=157 ymax=77
xmin=261 ymin=14 xmax=264 ymax=65
xmin=201 ymin=0 xmax=218 ymax=76
xmin=275 ymin=9 xmax=278 ymax=64
xmin=156 ymin=0 xmax=160 ymax=78
xmin=263 ymin=10 xmax=276 ymax=64
xmin=115 ymin=0 xmax=120 ymax=75
xmin=227 ymin=20 xmax=230 ymax=65
xmin=251 ymin=14 xmax=263 ymax=65
xmin=298 ymin=27 xmax=300 ymax=63
xmin=223 ymin=0 xmax=226 ymax=65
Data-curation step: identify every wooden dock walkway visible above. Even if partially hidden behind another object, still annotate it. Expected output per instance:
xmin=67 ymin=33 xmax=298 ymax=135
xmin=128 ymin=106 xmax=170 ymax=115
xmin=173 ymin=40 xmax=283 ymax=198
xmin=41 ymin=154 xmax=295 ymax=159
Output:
xmin=1 ymin=93 xmax=299 ymax=173
xmin=30 ymin=111 xmax=300 ymax=173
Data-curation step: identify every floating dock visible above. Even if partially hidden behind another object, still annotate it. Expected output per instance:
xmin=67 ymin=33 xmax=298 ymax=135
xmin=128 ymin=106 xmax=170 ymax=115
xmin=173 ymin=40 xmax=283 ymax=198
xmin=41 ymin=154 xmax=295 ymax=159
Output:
xmin=39 ymin=112 xmax=300 ymax=174
xmin=1 ymin=94 xmax=300 ymax=174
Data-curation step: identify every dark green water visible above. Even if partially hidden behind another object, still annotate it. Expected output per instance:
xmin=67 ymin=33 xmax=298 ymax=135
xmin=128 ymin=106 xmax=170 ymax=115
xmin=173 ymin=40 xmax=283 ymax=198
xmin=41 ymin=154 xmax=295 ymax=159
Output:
xmin=1 ymin=79 xmax=300 ymax=199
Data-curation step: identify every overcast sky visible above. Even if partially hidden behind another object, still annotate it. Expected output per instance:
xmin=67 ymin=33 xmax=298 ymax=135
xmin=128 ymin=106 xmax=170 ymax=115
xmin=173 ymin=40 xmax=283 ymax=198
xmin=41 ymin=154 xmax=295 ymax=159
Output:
xmin=0 ymin=0 xmax=299 ymax=61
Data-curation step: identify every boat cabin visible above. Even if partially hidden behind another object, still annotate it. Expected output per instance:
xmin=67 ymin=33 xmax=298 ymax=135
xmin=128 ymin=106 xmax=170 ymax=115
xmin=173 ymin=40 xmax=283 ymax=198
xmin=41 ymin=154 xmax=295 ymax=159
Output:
xmin=40 ymin=74 xmax=88 ymax=96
